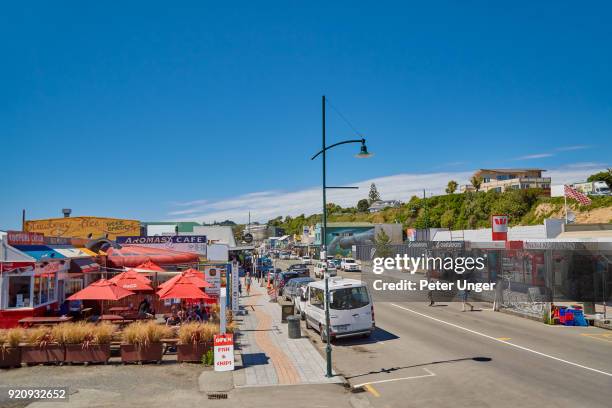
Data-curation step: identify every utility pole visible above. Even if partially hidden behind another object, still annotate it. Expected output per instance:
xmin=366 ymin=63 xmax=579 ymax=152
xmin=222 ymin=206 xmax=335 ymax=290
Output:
xmin=322 ymin=95 xmax=332 ymax=377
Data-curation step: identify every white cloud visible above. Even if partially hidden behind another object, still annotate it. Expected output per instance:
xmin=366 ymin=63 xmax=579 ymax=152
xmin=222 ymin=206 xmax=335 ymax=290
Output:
xmin=168 ymin=163 xmax=607 ymax=224
xmin=514 ymin=153 xmax=554 ymax=160
xmin=555 ymin=145 xmax=592 ymax=151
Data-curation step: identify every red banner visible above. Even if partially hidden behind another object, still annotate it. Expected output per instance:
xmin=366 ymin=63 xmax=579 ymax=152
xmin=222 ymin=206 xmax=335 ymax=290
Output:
xmin=7 ymin=231 xmax=44 ymax=246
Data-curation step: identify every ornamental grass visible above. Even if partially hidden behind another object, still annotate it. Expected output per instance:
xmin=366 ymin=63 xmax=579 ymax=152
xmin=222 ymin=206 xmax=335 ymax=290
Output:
xmin=24 ymin=327 xmax=55 ymax=346
xmin=51 ymin=322 xmax=116 ymax=345
xmin=0 ymin=328 xmax=24 ymax=348
xmin=121 ymin=321 xmax=173 ymax=346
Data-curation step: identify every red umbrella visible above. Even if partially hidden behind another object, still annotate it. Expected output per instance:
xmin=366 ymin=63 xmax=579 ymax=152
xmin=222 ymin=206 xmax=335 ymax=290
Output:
xmin=112 ymin=276 xmax=154 ymax=292
xmin=110 ymin=269 xmax=152 ymax=285
xmin=158 ymin=276 xmax=212 ymax=300
xmin=183 ymin=268 xmax=205 ymax=280
xmin=67 ymin=279 xmax=135 ymax=301
xmin=135 ymin=260 xmax=166 ymax=272
xmin=158 ymin=271 xmax=213 ymax=290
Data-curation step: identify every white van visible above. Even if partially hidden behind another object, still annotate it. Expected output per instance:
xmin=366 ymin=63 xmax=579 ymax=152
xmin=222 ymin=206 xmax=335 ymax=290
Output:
xmin=341 ymin=258 xmax=360 ymax=272
xmin=314 ymin=261 xmax=337 ymax=279
xmin=304 ymin=278 xmax=374 ymax=342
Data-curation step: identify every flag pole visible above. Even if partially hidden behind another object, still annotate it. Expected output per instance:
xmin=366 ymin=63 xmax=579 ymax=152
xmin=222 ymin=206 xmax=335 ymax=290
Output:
xmin=564 ymin=186 xmax=568 ymax=224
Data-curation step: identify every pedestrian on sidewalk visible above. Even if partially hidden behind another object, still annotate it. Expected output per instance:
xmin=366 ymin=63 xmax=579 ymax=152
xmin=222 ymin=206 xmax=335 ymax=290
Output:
xmin=461 ymin=288 xmax=474 ymax=311
xmin=245 ymin=273 xmax=252 ymax=296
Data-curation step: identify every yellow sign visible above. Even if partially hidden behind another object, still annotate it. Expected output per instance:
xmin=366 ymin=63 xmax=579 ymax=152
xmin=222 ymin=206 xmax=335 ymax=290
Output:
xmin=24 ymin=216 xmax=140 ymax=239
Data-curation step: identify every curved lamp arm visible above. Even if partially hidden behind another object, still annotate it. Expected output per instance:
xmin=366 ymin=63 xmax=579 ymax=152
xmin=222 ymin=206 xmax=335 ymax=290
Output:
xmin=310 ymin=138 xmax=365 ymax=160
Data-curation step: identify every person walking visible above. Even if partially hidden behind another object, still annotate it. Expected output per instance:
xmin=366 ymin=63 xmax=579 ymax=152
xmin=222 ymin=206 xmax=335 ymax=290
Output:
xmin=461 ymin=288 xmax=474 ymax=311
xmin=245 ymin=273 xmax=252 ymax=296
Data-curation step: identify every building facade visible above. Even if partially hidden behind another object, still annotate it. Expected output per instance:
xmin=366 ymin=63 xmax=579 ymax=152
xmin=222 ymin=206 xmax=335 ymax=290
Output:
xmin=461 ymin=169 xmax=551 ymax=193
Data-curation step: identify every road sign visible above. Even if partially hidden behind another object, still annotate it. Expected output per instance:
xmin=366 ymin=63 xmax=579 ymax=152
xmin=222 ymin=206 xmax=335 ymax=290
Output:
xmin=243 ymin=233 xmax=253 ymax=243
xmin=214 ymin=333 xmax=234 ymax=372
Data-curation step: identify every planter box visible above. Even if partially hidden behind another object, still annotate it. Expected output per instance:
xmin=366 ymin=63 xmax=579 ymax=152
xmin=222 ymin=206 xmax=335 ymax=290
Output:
xmin=0 ymin=347 xmax=21 ymax=368
xmin=120 ymin=343 xmax=163 ymax=363
xmin=21 ymin=345 xmax=64 ymax=365
xmin=177 ymin=342 xmax=212 ymax=363
xmin=65 ymin=344 xmax=111 ymax=364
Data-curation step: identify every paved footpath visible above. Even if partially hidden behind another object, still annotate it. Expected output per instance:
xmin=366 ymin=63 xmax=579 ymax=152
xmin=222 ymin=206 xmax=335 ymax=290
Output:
xmin=234 ymin=280 xmax=342 ymax=387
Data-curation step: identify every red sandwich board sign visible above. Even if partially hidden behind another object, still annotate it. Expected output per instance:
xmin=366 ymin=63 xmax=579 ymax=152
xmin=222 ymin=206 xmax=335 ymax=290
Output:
xmin=491 ymin=214 xmax=509 ymax=241
xmin=214 ymin=333 xmax=234 ymax=372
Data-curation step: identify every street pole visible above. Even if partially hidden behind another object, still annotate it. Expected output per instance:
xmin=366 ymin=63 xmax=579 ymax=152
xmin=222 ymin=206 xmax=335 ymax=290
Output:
xmin=322 ymin=95 xmax=332 ymax=377
xmin=309 ymin=95 xmax=371 ymax=378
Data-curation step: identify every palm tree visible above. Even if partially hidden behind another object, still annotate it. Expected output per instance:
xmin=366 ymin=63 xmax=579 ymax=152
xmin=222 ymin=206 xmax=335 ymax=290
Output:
xmin=446 ymin=180 xmax=458 ymax=194
xmin=470 ymin=176 xmax=482 ymax=192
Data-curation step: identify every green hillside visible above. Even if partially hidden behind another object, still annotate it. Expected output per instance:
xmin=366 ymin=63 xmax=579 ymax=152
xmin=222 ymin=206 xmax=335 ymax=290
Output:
xmin=267 ymin=190 xmax=612 ymax=235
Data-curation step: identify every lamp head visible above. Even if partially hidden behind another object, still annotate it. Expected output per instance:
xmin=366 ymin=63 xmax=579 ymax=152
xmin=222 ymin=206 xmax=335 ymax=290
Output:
xmin=355 ymin=140 xmax=373 ymax=159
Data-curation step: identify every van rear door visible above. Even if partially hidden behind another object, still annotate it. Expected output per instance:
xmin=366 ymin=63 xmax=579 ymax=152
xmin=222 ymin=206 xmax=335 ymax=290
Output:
xmin=329 ymin=286 xmax=372 ymax=333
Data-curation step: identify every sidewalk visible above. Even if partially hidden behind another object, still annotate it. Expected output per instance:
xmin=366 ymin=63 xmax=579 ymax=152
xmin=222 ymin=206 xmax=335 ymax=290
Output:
xmin=234 ymin=280 xmax=342 ymax=387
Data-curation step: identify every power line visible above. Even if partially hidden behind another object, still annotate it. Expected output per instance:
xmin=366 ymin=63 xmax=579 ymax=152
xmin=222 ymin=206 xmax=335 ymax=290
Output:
xmin=325 ymin=97 xmax=363 ymax=138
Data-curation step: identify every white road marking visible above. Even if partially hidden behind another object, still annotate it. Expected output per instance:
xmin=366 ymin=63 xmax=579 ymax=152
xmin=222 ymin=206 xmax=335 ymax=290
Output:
xmin=391 ymin=303 xmax=612 ymax=378
xmin=353 ymin=368 xmax=436 ymax=388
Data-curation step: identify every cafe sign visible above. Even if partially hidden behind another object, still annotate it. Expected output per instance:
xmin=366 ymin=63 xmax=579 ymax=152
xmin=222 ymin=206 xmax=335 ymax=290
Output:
xmin=7 ymin=231 xmax=44 ymax=246
xmin=116 ymin=235 xmax=208 ymax=256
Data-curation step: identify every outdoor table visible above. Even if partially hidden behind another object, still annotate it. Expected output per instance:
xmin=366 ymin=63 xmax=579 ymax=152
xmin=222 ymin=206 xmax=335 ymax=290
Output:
xmin=80 ymin=307 xmax=93 ymax=318
xmin=108 ymin=306 xmax=131 ymax=314
xmin=18 ymin=316 xmax=73 ymax=327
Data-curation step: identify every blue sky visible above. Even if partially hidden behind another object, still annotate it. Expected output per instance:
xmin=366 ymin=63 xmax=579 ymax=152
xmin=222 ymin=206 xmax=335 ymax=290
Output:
xmin=1 ymin=1 xmax=611 ymax=228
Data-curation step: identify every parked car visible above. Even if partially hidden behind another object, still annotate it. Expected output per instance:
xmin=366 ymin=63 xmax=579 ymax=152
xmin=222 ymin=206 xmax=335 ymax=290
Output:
xmin=301 ymin=256 xmax=312 ymax=265
xmin=314 ymin=261 xmax=337 ymax=279
xmin=304 ymin=278 xmax=374 ymax=342
xmin=279 ymin=252 xmax=290 ymax=260
xmin=284 ymin=277 xmax=314 ymax=301
xmin=288 ymin=263 xmax=308 ymax=272
xmin=341 ymin=258 xmax=360 ymax=272
xmin=289 ymin=253 xmax=300 ymax=260
xmin=291 ymin=281 xmax=314 ymax=319
xmin=275 ymin=271 xmax=309 ymax=297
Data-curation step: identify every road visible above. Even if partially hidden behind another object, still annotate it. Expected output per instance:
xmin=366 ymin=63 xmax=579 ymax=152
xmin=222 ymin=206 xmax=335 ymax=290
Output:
xmin=276 ymin=260 xmax=612 ymax=408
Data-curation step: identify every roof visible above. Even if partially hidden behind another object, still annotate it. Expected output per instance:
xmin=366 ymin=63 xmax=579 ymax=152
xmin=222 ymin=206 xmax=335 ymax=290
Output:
xmin=143 ymin=221 xmax=201 ymax=233
xmin=12 ymin=245 xmax=67 ymax=261
xmin=0 ymin=238 xmax=36 ymax=263
xmin=190 ymin=226 xmax=236 ymax=247
xmin=475 ymin=168 xmax=545 ymax=173
xmin=50 ymin=247 xmax=94 ymax=259
xmin=432 ymin=225 xmax=548 ymax=241
xmin=321 ymin=222 xmax=374 ymax=228
xmin=556 ymin=230 xmax=612 ymax=240
xmin=309 ymin=277 xmax=365 ymax=290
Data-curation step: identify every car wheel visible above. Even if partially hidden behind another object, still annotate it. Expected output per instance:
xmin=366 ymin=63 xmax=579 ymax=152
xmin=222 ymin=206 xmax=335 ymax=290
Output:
xmin=305 ymin=317 xmax=311 ymax=329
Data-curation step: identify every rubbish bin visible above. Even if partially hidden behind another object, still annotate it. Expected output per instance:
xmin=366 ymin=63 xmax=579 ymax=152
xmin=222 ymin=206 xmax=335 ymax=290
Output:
xmin=278 ymin=298 xmax=294 ymax=322
xmin=287 ymin=315 xmax=301 ymax=339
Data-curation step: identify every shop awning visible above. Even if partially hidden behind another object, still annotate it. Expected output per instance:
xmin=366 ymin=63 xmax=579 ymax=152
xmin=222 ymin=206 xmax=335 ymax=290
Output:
xmin=13 ymin=245 xmax=67 ymax=261
xmin=69 ymin=258 xmax=100 ymax=274
xmin=78 ymin=248 xmax=100 ymax=257
xmin=52 ymin=247 xmax=94 ymax=259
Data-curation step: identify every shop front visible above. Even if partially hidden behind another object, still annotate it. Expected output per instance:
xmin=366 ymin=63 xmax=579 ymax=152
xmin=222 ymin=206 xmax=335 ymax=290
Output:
xmin=0 ymin=259 xmax=67 ymax=328
xmin=0 ymin=232 xmax=68 ymax=327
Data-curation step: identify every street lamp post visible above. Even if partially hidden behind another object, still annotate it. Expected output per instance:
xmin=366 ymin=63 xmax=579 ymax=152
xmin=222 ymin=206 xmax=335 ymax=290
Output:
xmin=311 ymin=95 xmax=372 ymax=378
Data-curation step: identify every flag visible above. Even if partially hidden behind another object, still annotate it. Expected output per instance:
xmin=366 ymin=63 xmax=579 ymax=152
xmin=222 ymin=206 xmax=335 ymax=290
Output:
xmin=564 ymin=185 xmax=592 ymax=206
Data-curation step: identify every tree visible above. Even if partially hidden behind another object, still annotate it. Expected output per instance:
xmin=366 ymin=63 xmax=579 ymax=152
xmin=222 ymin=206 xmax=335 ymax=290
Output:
xmin=446 ymin=180 xmax=458 ymax=194
xmin=587 ymin=171 xmax=612 ymax=189
xmin=368 ymin=183 xmax=381 ymax=203
xmin=470 ymin=176 xmax=483 ymax=192
xmin=357 ymin=199 xmax=370 ymax=212
xmin=374 ymin=228 xmax=392 ymax=258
